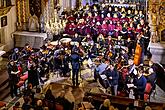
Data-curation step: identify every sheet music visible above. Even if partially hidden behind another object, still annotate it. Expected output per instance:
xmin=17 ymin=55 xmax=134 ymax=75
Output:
xmin=88 ymin=58 xmax=93 ymax=68
xmin=100 ymin=74 xmax=107 ymax=80
xmin=127 ymin=84 xmax=134 ymax=88
xmin=11 ymin=71 xmax=19 ymax=75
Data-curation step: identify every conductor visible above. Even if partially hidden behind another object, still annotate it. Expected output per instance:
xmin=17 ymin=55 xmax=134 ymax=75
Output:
xmin=70 ymin=45 xmax=82 ymax=87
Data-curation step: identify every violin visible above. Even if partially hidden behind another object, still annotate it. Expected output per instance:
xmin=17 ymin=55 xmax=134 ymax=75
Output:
xmin=26 ymin=46 xmax=33 ymax=52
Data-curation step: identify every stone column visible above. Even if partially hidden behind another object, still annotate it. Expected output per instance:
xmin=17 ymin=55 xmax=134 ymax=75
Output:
xmin=148 ymin=0 xmax=159 ymax=43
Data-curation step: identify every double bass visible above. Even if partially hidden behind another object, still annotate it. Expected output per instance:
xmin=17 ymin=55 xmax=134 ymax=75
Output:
xmin=134 ymin=42 xmax=142 ymax=65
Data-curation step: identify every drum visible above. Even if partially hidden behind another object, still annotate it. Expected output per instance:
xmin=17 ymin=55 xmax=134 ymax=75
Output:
xmin=60 ymin=38 xmax=71 ymax=47
xmin=81 ymin=42 xmax=89 ymax=46
xmin=50 ymin=40 xmax=60 ymax=46
xmin=70 ymin=41 xmax=79 ymax=47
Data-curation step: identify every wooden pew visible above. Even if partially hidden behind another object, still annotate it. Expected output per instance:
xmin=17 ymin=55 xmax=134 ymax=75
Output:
xmin=84 ymin=92 xmax=165 ymax=110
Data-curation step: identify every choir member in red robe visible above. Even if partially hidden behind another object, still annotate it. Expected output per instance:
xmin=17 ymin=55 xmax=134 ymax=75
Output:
xmin=112 ymin=13 xmax=119 ymax=24
xmin=120 ymin=13 xmax=129 ymax=24
xmin=114 ymin=22 xmax=122 ymax=38
xmin=135 ymin=24 xmax=142 ymax=35
xmin=67 ymin=14 xmax=75 ymax=23
xmin=101 ymin=20 xmax=108 ymax=36
xmin=127 ymin=23 xmax=135 ymax=40
xmin=108 ymin=20 xmax=115 ymax=37
xmin=86 ymin=12 xmax=93 ymax=22
xmin=77 ymin=19 xmax=85 ymax=35
xmin=67 ymin=22 xmax=76 ymax=35
xmin=105 ymin=13 xmax=112 ymax=22
xmin=95 ymin=21 xmax=102 ymax=35
xmin=84 ymin=23 xmax=92 ymax=36
xmin=94 ymin=13 xmax=101 ymax=22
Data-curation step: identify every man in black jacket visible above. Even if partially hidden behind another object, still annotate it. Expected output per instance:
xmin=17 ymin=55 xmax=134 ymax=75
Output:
xmin=105 ymin=64 xmax=119 ymax=96
xmin=70 ymin=46 xmax=82 ymax=87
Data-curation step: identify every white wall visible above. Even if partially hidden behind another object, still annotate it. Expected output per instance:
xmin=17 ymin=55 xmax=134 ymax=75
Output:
xmin=0 ymin=6 xmax=17 ymax=51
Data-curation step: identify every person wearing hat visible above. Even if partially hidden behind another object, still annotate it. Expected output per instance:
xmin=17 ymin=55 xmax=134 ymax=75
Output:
xmin=70 ymin=46 xmax=82 ymax=87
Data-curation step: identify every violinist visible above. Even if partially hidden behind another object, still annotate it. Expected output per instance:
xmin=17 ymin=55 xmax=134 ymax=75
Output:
xmin=128 ymin=59 xmax=135 ymax=75
xmin=127 ymin=23 xmax=135 ymax=40
xmin=97 ymin=33 xmax=105 ymax=47
xmin=82 ymin=34 xmax=94 ymax=49
xmin=54 ymin=47 xmax=63 ymax=71
xmin=22 ymin=43 xmax=33 ymax=58
xmin=105 ymin=36 xmax=114 ymax=47
xmin=105 ymin=45 xmax=115 ymax=61
xmin=72 ymin=33 xmax=81 ymax=43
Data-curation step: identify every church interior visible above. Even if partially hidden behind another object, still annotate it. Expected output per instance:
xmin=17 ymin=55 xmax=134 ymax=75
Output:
xmin=0 ymin=0 xmax=165 ymax=110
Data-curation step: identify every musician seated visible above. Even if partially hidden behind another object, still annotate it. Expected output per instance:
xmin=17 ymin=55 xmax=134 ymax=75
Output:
xmin=54 ymin=48 xmax=63 ymax=71
xmin=22 ymin=43 xmax=33 ymax=58
xmin=121 ymin=48 xmax=129 ymax=63
xmin=61 ymin=51 xmax=71 ymax=77
xmin=10 ymin=48 xmax=21 ymax=62
xmin=128 ymin=59 xmax=136 ymax=75
xmin=97 ymin=34 xmax=105 ymax=47
xmin=72 ymin=33 xmax=81 ymax=43
xmin=88 ymin=43 xmax=99 ymax=59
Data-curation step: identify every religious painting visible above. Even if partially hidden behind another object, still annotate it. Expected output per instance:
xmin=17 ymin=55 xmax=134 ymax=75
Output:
xmin=1 ymin=16 xmax=7 ymax=27
xmin=29 ymin=0 xmax=41 ymax=18
xmin=161 ymin=29 xmax=165 ymax=42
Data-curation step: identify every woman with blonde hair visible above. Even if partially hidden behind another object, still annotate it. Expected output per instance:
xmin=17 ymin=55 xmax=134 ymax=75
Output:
xmin=99 ymin=99 xmax=111 ymax=110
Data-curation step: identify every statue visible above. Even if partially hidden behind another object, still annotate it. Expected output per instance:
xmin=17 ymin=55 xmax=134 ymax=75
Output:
xmin=28 ymin=14 xmax=39 ymax=32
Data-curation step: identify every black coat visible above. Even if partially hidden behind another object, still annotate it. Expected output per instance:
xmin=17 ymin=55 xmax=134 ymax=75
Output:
xmin=28 ymin=66 xmax=39 ymax=87
xmin=105 ymin=69 xmax=119 ymax=86
xmin=70 ymin=53 xmax=81 ymax=70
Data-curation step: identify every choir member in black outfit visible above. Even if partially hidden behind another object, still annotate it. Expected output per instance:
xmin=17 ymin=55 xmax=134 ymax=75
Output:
xmin=7 ymin=60 xmax=19 ymax=98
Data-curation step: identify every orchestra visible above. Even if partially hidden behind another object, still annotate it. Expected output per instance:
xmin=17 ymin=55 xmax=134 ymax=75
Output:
xmin=7 ymin=3 xmax=156 ymax=101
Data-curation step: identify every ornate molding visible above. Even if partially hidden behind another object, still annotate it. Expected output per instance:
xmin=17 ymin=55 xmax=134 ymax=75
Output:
xmin=0 ymin=6 xmax=14 ymax=16
xmin=148 ymin=0 xmax=165 ymax=43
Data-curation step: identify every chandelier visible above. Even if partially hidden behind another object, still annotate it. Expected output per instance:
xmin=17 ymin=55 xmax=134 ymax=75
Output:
xmin=44 ymin=0 xmax=63 ymax=36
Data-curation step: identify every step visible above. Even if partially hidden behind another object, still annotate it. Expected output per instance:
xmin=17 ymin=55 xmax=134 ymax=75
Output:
xmin=0 ymin=79 xmax=9 ymax=92
xmin=0 ymin=87 xmax=10 ymax=100
xmin=0 ymin=71 xmax=9 ymax=86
